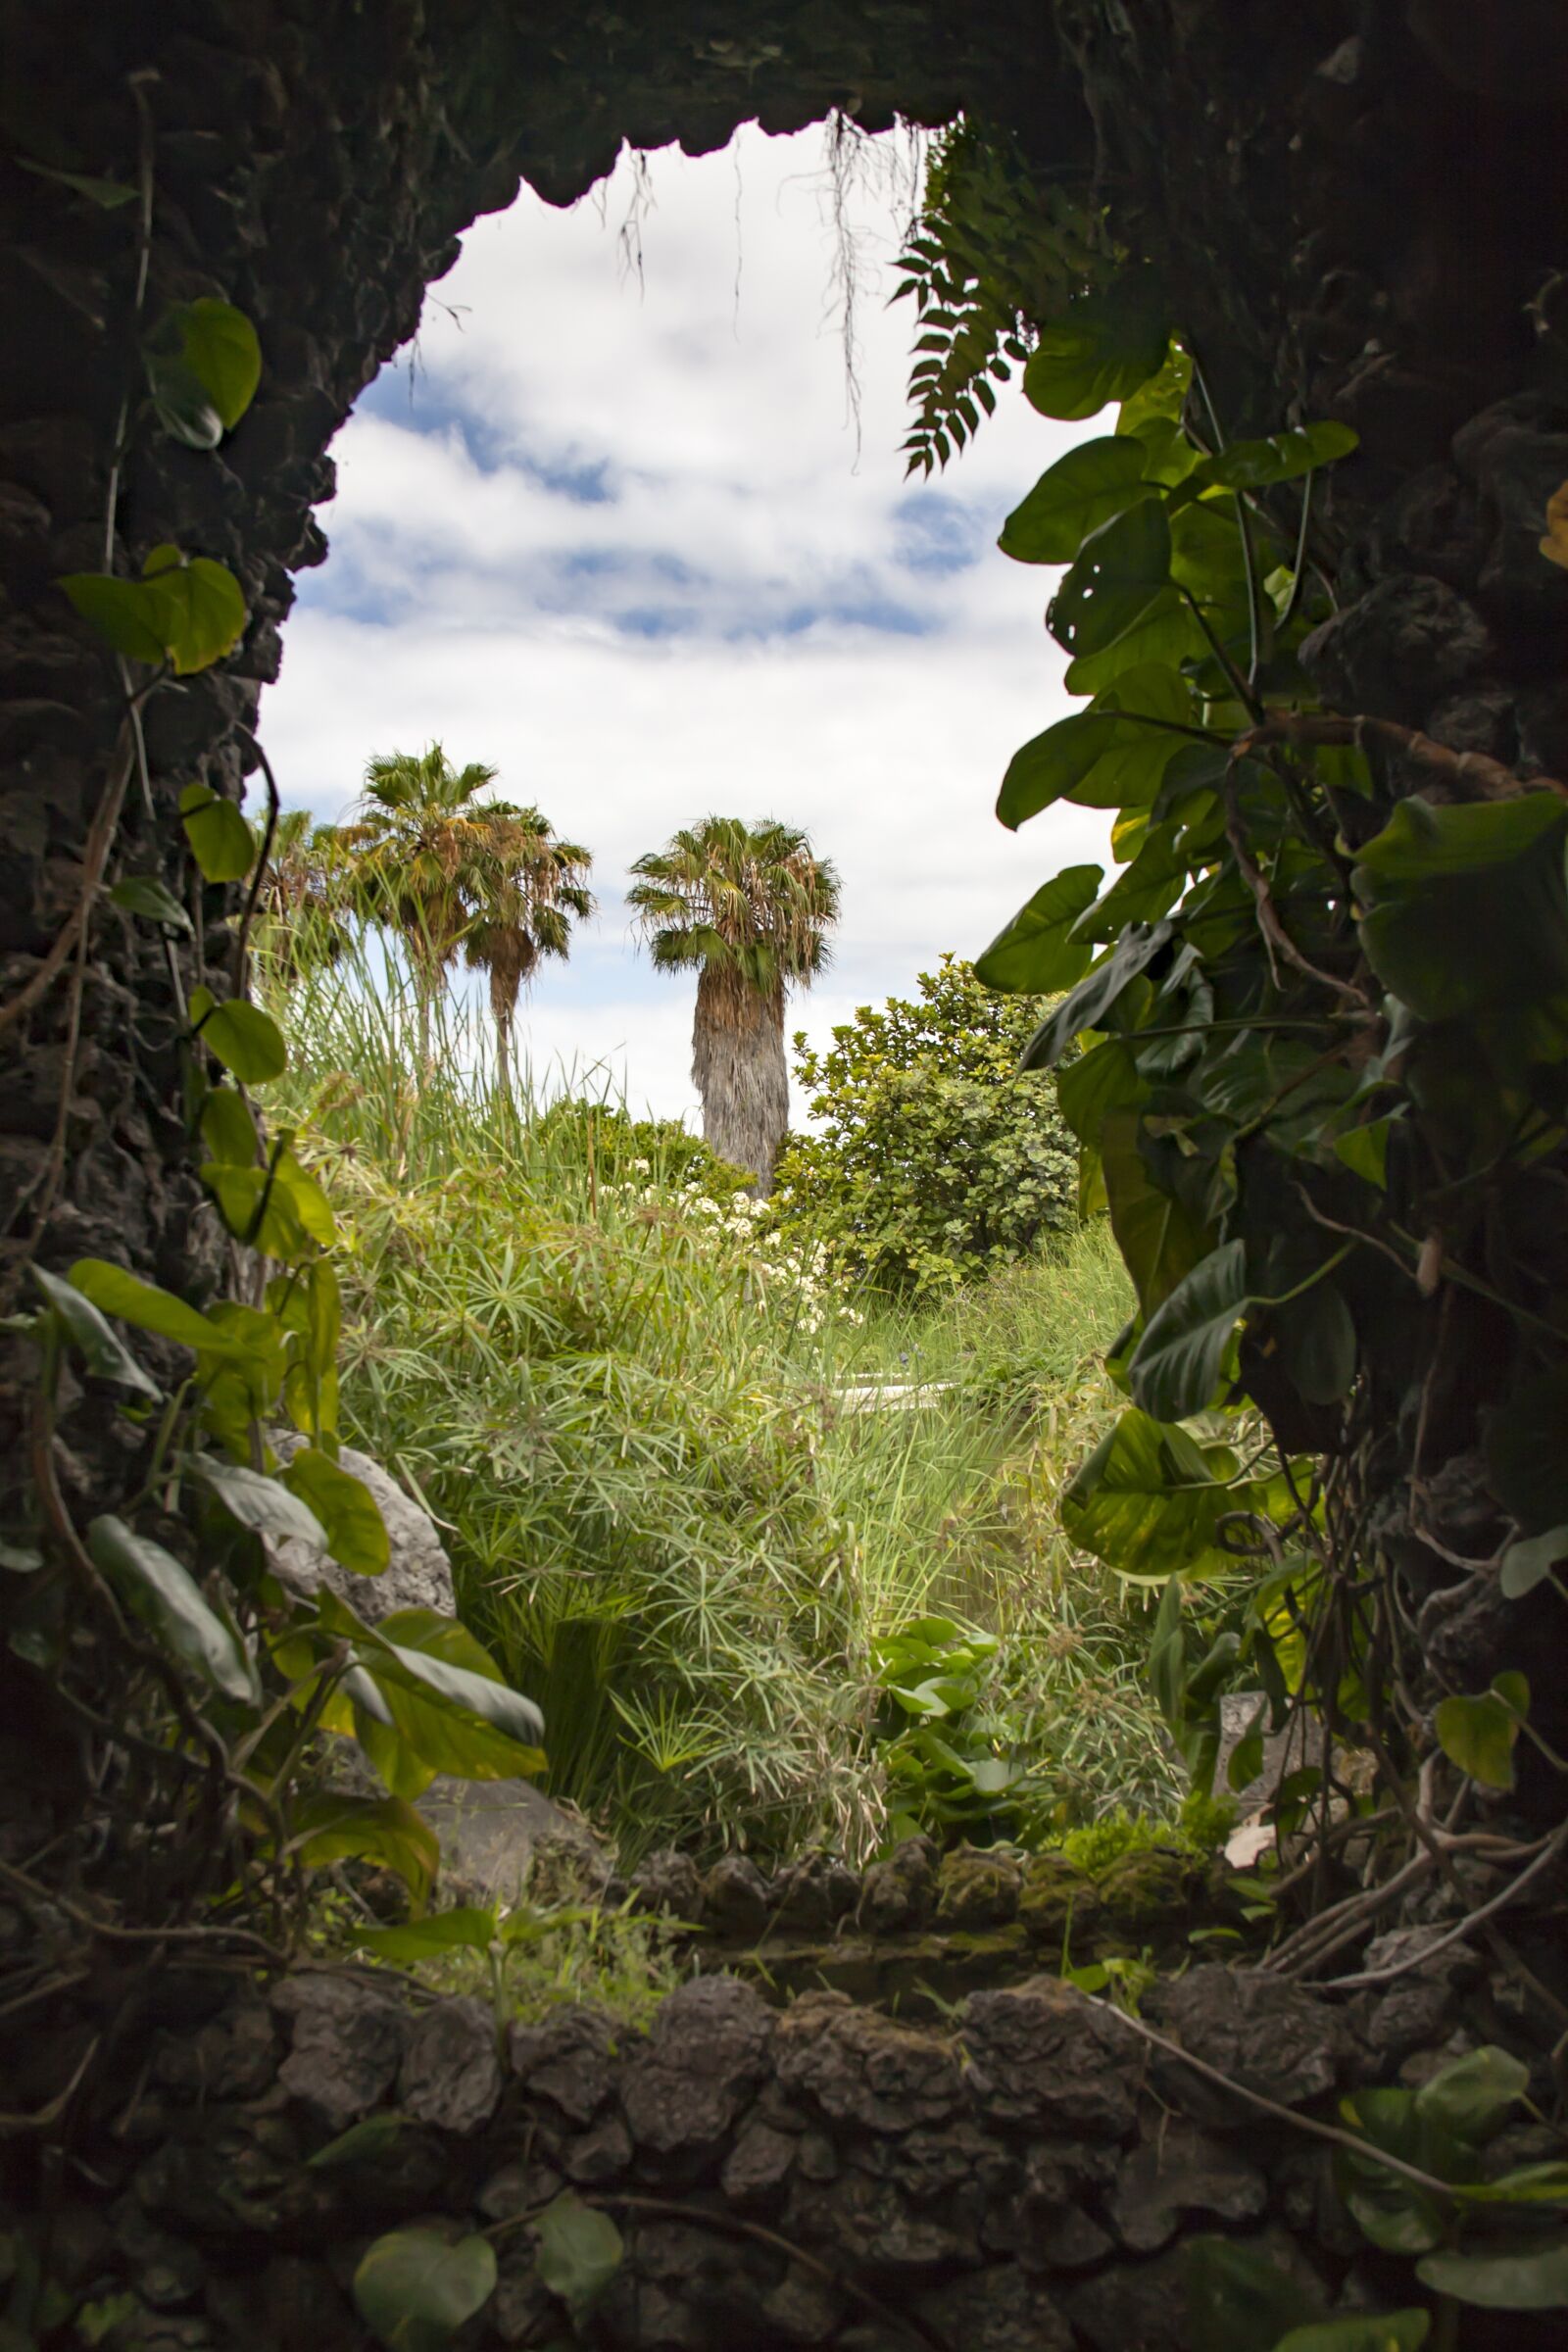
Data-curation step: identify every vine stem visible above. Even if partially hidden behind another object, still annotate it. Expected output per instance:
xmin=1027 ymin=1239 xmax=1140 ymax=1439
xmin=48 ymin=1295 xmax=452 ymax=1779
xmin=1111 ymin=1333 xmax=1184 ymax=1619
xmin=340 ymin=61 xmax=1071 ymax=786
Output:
xmin=1236 ymin=710 xmax=1568 ymax=806
xmin=1223 ymin=756 xmax=1373 ymax=1008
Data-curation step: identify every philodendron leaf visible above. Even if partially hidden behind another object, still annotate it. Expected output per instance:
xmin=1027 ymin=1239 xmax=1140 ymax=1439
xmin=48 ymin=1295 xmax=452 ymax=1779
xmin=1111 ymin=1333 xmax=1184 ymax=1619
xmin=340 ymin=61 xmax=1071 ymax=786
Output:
xmin=1173 ymin=421 xmax=1359 ymax=505
xmin=1049 ymin=498 xmax=1173 ymax=661
xmin=349 ymin=1907 xmax=499 ymax=1964
xmin=292 ymin=1793 xmax=439 ymax=1911
xmin=189 ymin=986 xmax=287 ymax=1084
xmin=306 ymin=2112 xmax=410 ymax=2171
xmin=534 ymin=2193 xmax=624 ymax=2326
xmin=1412 ymin=2045 xmax=1529 ymax=2142
xmin=147 ymin=299 xmax=261 ymax=433
xmin=30 ymin=1266 xmax=160 ymax=1396
xmin=86 ymin=1514 xmax=255 ymax=1702
xmin=1273 ymin=2316 xmax=1429 ymax=2352
xmin=281 ymin=1447 xmax=389 ymax=1575
xmin=68 ymin=1257 xmax=242 ymax=1357
xmin=1024 ymin=266 xmax=1170 ymax=420
xmin=1129 ymin=1240 xmax=1249 ymax=1422
xmin=1500 ymin=1526 xmax=1568 ymax=1598
xmin=193 ymin=1457 xmax=327 ymax=1547
xmin=108 ymin=875 xmax=193 ymax=932
xmin=973 ymin=865 xmax=1102 ymax=992
xmin=180 ymin=783 xmax=256 ymax=883
xmin=1415 ymin=2240 xmax=1568 ymax=2310
xmin=1434 ymin=1673 xmax=1530 ymax=1791
xmin=1019 ymin=920 xmax=1175 ymax=1074
xmin=999 ymin=435 xmax=1152 ymax=563
xmin=353 ymin=2227 xmax=497 ymax=2352
xmin=139 ymin=546 xmax=248 ymax=676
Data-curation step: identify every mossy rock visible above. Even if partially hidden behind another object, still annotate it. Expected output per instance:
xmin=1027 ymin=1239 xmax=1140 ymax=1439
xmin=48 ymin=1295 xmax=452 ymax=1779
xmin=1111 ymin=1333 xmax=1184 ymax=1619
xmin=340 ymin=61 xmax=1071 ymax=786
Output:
xmin=1017 ymin=1853 xmax=1102 ymax=1948
xmin=1096 ymin=1846 xmax=1199 ymax=1933
xmin=935 ymin=1845 xmax=1022 ymax=1930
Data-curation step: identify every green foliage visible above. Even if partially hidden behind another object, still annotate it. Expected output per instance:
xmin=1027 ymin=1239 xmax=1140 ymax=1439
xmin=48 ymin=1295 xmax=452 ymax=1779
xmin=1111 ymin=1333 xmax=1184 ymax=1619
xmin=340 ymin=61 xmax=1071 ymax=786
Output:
xmin=966 ymin=200 xmax=1568 ymax=1895
xmin=1184 ymin=2047 xmax=1568 ymax=2343
xmin=60 ymin=543 xmax=247 ymax=674
xmin=893 ymin=116 xmax=1105 ymax=475
xmin=353 ymin=2228 xmax=498 ymax=2352
xmin=770 ymin=956 xmax=1078 ymax=1297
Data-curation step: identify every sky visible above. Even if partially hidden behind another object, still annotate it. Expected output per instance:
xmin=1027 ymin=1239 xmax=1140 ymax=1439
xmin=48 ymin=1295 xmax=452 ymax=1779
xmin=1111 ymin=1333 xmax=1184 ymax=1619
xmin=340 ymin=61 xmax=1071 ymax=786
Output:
xmin=259 ymin=121 xmax=1107 ymax=1124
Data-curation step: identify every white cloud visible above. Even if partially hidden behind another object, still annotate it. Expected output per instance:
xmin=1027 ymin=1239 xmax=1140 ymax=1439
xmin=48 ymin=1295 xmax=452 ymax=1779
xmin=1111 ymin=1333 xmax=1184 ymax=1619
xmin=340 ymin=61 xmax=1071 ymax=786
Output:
xmin=259 ymin=122 xmax=1108 ymax=1126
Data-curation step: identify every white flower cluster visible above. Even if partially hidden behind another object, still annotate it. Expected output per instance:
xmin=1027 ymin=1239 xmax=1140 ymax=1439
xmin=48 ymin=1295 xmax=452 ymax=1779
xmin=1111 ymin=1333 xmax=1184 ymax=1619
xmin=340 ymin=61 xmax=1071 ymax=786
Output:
xmin=610 ymin=1174 xmax=862 ymax=1331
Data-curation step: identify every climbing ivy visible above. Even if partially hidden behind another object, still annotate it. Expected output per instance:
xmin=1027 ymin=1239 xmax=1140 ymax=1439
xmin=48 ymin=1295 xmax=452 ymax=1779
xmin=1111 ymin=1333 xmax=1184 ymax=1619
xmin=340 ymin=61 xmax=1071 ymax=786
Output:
xmin=969 ymin=240 xmax=1568 ymax=1938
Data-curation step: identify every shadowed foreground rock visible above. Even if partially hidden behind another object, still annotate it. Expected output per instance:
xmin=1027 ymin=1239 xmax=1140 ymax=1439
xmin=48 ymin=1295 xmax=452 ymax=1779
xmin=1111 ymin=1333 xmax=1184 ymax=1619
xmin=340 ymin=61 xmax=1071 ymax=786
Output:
xmin=26 ymin=1953 xmax=1554 ymax=2352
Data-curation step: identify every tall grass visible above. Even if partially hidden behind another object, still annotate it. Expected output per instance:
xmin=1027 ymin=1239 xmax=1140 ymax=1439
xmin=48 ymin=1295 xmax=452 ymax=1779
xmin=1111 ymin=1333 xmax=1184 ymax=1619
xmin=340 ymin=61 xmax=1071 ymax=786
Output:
xmin=264 ymin=944 xmax=1176 ymax=1861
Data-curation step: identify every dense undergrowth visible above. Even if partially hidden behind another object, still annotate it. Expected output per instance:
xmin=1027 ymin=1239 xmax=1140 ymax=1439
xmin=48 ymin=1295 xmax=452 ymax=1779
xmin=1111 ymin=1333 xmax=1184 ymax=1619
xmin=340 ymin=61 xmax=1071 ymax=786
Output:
xmin=263 ymin=947 xmax=1177 ymax=1865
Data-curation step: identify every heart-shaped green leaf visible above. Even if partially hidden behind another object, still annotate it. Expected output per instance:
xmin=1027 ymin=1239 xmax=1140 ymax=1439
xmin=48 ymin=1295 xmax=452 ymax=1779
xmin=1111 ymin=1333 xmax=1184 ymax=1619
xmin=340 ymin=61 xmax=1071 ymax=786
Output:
xmin=973 ymin=865 xmax=1102 ymax=992
xmin=180 ymin=783 xmax=256 ymax=883
xmin=353 ymin=2227 xmax=497 ymax=2351
xmin=87 ymin=1513 xmax=255 ymax=1701
xmin=189 ymin=987 xmax=287 ymax=1084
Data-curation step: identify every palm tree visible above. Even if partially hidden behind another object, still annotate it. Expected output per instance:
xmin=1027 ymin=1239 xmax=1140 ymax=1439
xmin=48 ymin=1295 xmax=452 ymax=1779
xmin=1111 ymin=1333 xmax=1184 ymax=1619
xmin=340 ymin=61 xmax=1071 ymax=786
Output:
xmin=336 ymin=744 xmax=594 ymax=1078
xmin=628 ymin=816 xmax=840 ymax=1193
xmin=462 ymin=813 xmax=594 ymax=1095
xmin=255 ymin=807 xmax=355 ymax=981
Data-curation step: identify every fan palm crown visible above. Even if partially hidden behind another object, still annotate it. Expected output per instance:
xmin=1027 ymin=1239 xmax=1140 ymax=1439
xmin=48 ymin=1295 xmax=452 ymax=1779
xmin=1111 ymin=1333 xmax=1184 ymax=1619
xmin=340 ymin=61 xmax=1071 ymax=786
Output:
xmin=334 ymin=743 xmax=594 ymax=1079
xmin=628 ymin=816 xmax=840 ymax=1191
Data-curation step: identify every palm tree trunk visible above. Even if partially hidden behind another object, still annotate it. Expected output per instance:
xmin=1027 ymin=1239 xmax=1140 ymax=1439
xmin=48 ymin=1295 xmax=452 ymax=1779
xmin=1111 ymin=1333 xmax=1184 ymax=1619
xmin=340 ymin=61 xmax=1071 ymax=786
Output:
xmin=495 ymin=1006 xmax=512 ymax=1100
xmin=692 ymin=963 xmax=789 ymax=1193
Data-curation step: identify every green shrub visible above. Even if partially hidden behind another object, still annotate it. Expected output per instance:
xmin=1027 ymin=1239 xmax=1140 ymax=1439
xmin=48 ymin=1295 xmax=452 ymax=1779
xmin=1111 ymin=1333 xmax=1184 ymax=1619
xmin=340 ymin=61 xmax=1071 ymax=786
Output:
xmin=770 ymin=955 xmax=1078 ymax=1296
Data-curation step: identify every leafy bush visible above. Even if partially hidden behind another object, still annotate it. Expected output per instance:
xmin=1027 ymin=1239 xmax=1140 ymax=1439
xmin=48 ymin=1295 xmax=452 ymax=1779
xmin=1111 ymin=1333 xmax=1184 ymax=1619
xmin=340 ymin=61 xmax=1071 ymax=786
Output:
xmin=771 ymin=955 xmax=1078 ymax=1296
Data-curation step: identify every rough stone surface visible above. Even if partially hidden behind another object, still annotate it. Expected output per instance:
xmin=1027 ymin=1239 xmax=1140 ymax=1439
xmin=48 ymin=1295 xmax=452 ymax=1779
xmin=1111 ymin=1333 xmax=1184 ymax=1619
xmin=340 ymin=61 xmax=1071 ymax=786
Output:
xmin=620 ymin=1975 xmax=774 ymax=2167
xmin=1144 ymin=1965 xmax=1348 ymax=2124
xmin=701 ymin=1851 xmax=772 ymax=1937
xmin=270 ymin=1973 xmax=405 ymax=2133
xmin=267 ymin=1434 xmax=455 ymax=1621
xmin=508 ymin=2005 xmax=626 ymax=2127
xmin=771 ymin=1851 xmax=861 ymax=1934
xmin=917 ymin=2265 xmax=1074 ymax=2352
xmin=398 ymin=1995 xmax=502 ymax=2133
xmin=1298 ymin=572 xmax=1494 ymax=725
xmin=1105 ymin=2115 xmax=1268 ymax=2252
xmin=630 ymin=1847 xmax=705 ymax=1921
xmin=775 ymin=1991 xmax=962 ymax=2132
xmin=961 ymin=1981 xmax=1143 ymax=2139
xmin=855 ymin=1836 xmax=938 ymax=1935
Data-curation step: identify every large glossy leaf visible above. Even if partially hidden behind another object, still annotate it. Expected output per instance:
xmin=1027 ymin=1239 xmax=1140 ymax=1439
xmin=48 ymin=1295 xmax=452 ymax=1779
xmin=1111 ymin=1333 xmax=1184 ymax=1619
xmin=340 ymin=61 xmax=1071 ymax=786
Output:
xmin=1050 ymin=499 xmax=1173 ymax=660
xmin=1069 ymin=822 xmax=1190 ymax=943
xmin=1024 ymin=268 xmax=1170 ymax=419
xmin=1276 ymin=1278 xmax=1357 ymax=1406
xmin=180 ymin=782 xmax=256 ymax=883
xmin=974 ymin=865 xmax=1102 ymax=992
xmin=156 ymin=299 xmax=262 ymax=431
xmin=1100 ymin=1106 xmax=1214 ymax=1314
xmin=997 ymin=713 xmax=1120 ymax=828
xmin=1062 ymin=1409 xmax=1265 ymax=1584
xmin=87 ymin=1514 xmax=255 ymax=1701
xmin=195 ymin=1457 xmax=326 ymax=1546
xmin=1054 ymin=1037 xmax=1146 ymax=1147
xmin=188 ymin=987 xmax=286 ymax=1086
xmin=1434 ymin=1674 xmax=1529 ymax=1791
xmin=1354 ymin=794 xmax=1568 ymax=1023
xmin=281 ymin=1446 xmax=388 ymax=1575
xmin=1173 ymin=421 xmax=1358 ymax=505
xmin=57 ymin=570 xmax=169 ymax=662
xmin=30 ymin=1266 xmax=159 ymax=1395
xmin=108 ymin=875 xmax=192 ymax=932
xmin=353 ymin=2228 xmax=497 ymax=2352
xmin=1128 ymin=1240 xmax=1249 ymax=1421
xmin=139 ymin=547 xmax=247 ymax=676
xmin=1416 ymin=2241 xmax=1568 ymax=2310
xmin=999 ymin=436 xmax=1152 ymax=563
xmin=1500 ymin=1526 xmax=1568 ymax=1598
xmin=1062 ymin=586 xmax=1201 ymax=694
xmin=67 ymin=1257 xmax=244 ymax=1359
xmin=1413 ymin=2046 xmax=1529 ymax=2143
xmin=534 ymin=2192 xmax=624 ymax=2326
xmin=1019 ymin=921 xmax=1174 ymax=1072
xmin=293 ymin=1792 xmax=439 ymax=1909
xmin=350 ymin=1906 xmax=499 ymax=1964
